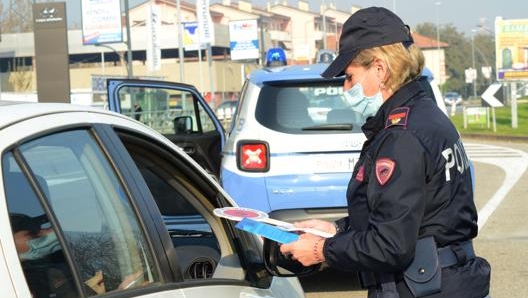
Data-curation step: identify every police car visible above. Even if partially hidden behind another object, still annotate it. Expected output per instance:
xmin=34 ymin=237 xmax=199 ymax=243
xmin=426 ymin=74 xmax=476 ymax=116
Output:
xmin=0 ymin=101 xmax=305 ymax=298
xmin=221 ymin=64 xmax=365 ymax=223
xmin=106 ymin=64 xmax=448 ymax=226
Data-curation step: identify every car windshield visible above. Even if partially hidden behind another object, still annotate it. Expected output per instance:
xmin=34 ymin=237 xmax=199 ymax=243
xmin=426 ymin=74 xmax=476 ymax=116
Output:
xmin=255 ymin=83 xmax=365 ymax=133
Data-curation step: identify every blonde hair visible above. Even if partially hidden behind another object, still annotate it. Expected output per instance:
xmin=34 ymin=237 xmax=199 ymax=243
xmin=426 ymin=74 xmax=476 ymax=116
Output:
xmin=352 ymin=43 xmax=424 ymax=92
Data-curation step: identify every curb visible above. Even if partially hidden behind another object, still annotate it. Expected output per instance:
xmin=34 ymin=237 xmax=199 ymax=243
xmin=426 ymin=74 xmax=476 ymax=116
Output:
xmin=460 ymin=133 xmax=528 ymax=143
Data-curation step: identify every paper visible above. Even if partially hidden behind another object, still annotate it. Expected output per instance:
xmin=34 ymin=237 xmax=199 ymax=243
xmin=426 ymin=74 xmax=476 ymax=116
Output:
xmin=235 ymin=218 xmax=299 ymax=244
xmin=214 ymin=207 xmax=334 ymax=238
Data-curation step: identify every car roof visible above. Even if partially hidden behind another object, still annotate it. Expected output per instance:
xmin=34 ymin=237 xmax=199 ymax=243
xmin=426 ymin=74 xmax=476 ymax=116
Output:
xmin=248 ymin=63 xmax=343 ymax=86
xmin=0 ymin=100 xmax=239 ymax=206
xmin=248 ymin=64 xmax=437 ymax=87
xmin=0 ymin=101 xmax=116 ymax=129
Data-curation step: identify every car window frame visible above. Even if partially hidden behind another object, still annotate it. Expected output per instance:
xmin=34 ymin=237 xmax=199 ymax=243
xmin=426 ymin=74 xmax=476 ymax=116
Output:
xmin=2 ymin=126 xmax=168 ymax=297
xmin=106 ymin=126 xmax=274 ymax=288
xmin=106 ymin=79 xmax=226 ymax=178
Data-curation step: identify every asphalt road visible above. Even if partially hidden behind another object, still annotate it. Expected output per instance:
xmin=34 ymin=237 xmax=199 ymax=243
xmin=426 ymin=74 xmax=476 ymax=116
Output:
xmin=300 ymin=137 xmax=528 ymax=298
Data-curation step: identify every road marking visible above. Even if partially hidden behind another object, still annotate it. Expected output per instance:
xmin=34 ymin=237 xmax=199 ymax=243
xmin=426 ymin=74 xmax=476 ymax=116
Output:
xmin=465 ymin=143 xmax=528 ymax=231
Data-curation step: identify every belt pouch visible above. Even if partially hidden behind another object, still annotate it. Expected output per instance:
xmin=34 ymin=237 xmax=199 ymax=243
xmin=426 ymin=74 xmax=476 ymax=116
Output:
xmin=403 ymin=236 xmax=441 ymax=297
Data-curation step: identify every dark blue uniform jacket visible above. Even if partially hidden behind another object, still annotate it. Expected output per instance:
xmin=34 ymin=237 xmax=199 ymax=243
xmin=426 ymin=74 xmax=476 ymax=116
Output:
xmin=323 ymin=79 xmax=477 ymax=273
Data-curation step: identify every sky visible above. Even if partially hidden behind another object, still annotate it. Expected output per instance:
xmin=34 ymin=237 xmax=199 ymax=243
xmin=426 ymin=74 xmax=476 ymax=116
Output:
xmin=138 ymin=0 xmax=524 ymax=35
xmin=28 ymin=0 xmax=527 ymax=37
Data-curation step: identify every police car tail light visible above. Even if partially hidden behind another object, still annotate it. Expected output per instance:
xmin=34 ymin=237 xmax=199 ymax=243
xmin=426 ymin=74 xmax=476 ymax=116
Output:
xmin=237 ymin=141 xmax=270 ymax=172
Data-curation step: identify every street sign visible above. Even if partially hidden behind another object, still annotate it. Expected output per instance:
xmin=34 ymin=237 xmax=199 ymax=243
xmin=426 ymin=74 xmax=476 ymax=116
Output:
xmin=466 ymin=107 xmax=488 ymax=125
xmin=465 ymin=68 xmax=477 ymax=83
xmin=481 ymin=83 xmax=504 ymax=107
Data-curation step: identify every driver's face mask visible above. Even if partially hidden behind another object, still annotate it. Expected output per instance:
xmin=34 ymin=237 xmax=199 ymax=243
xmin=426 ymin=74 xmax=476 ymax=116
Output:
xmin=19 ymin=232 xmax=61 ymax=260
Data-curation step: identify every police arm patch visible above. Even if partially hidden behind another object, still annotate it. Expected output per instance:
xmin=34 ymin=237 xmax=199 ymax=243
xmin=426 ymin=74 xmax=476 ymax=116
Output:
xmin=385 ymin=107 xmax=410 ymax=129
xmin=375 ymin=158 xmax=396 ymax=186
xmin=355 ymin=165 xmax=365 ymax=182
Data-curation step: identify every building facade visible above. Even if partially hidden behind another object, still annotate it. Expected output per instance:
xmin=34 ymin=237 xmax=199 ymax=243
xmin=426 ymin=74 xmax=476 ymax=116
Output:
xmin=0 ymin=0 xmax=446 ymax=105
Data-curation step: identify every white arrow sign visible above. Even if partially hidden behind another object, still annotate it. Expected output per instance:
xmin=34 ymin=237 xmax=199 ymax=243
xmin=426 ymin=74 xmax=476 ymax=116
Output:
xmin=481 ymin=83 xmax=504 ymax=107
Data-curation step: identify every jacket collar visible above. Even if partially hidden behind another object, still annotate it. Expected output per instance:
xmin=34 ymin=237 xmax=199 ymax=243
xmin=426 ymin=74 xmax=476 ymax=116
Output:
xmin=361 ymin=79 xmax=425 ymax=140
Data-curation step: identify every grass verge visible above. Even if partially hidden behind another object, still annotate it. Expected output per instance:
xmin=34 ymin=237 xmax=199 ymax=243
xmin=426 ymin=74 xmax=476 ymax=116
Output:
xmin=449 ymin=98 xmax=528 ymax=139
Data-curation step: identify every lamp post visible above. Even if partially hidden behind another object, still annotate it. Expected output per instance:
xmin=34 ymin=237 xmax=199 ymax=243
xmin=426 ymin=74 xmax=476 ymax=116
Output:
xmin=322 ymin=0 xmax=327 ymax=49
xmin=123 ymin=0 xmax=133 ymax=78
xmin=95 ymin=43 xmax=126 ymax=75
xmin=435 ymin=2 xmax=442 ymax=85
xmin=176 ymin=0 xmax=185 ymax=81
xmin=471 ymin=29 xmax=477 ymax=99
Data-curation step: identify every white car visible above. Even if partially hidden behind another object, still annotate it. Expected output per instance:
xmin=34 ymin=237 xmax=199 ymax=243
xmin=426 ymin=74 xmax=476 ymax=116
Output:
xmin=216 ymin=100 xmax=238 ymax=122
xmin=0 ymin=101 xmax=306 ymax=298
xmin=444 ymin=92 xmax=463 ymax=105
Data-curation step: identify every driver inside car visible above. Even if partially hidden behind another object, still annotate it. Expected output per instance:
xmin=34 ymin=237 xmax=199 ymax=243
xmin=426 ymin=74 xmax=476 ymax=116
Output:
xmin=11 ymin=213 xmax=145 ymax=297
xmin=11 ymin=213 xmax=77 ymax=298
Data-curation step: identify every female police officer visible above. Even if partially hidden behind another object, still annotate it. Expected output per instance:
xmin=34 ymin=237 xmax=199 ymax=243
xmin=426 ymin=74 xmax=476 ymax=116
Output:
xmin=279 ymin=7 xmax=491 ymax=298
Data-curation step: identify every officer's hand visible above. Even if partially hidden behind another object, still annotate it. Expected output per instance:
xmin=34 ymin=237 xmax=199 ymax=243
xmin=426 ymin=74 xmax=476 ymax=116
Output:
xmin=293 ymin=219 xmax=336 ymax=235
xmin=280 ymin=233 xmax=325 ymax=266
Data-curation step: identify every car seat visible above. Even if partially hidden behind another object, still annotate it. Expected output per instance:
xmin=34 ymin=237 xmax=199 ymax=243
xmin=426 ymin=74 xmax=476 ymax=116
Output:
xmin=327 ymin=108 xmax=362 ymax=125
xmin=275 ymin=88 xmax=313 ymax=129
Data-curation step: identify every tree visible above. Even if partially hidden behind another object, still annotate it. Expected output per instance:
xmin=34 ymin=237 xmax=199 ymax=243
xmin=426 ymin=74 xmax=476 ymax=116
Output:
xmin=472 ymin=32 xmax=496 ymax=94
xmin=1 ymin=0 xmax=33 ymax=33
xmin=415 ymin=23 xmax=495 ymax=99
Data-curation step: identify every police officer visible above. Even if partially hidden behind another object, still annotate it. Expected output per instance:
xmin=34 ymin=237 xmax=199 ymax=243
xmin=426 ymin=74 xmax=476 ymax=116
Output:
xmin=279 ymin=7 xmax=491 ymax=298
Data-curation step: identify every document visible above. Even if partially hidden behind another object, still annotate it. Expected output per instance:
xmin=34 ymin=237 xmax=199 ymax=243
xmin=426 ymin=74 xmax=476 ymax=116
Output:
xmin=235 ymin=218 xmax=299 ymax=244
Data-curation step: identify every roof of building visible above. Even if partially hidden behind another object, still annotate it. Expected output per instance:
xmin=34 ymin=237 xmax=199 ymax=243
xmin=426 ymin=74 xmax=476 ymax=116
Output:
xmin=411 ymin=32 xmax=449 ymax=49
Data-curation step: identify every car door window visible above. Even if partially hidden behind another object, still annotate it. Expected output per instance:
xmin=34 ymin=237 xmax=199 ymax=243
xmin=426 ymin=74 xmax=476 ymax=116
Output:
xmin=116 ymin=131 xmax=267 ymax=285
xmin=118 ymin=136 xmax=221 ymax=279
xmin=117 ymin=85 xmax=216 ymax=135
xmin=107 ymin=80 xmax=226 ymax=177
xmin=3 ymin=129 xmax=160 ymax=297
xmin=135 ymin=159 xmax=220 ymax=279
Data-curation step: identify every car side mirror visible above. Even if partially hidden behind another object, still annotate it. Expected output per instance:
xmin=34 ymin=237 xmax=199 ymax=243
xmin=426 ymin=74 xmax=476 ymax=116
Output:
xmin=263 ymin=238 xmax=320 ymax=277
xmin=174 ymin=116 xmax=193 ymax=134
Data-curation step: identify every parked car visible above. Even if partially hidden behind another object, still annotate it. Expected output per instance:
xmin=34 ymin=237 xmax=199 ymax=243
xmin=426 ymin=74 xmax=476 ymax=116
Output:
xmin=215 ymin=100 xmax=238 ymax=128
xmin=0 ymin=100 xmax=307 ymax=298
xmin=107 ymin=65 xmax=448 ymax=227
xmin=444 ymin=91 xmax=463 ymax=105
xmin=221 ymin=64 xmax=365 ymax=224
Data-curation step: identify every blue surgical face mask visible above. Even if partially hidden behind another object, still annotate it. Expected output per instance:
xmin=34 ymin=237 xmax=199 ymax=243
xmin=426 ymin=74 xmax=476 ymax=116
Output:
xmin=343 ymin=72 xmax=384 ymax=119
xmin=19 ymin=232 xmax=61 ymax=260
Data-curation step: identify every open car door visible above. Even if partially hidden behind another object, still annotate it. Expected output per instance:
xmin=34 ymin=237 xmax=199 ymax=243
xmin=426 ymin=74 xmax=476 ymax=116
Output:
xmin=107 ymin=79 xmax=225 ymax=177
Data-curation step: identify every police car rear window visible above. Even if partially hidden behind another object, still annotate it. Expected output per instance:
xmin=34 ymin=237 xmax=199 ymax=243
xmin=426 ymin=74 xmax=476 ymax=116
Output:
xmin=255 ymin=82 xmax=364 ymax=134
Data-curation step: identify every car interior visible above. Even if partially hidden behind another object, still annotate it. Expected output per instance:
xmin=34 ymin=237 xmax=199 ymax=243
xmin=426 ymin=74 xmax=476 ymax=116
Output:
xmin=117 ymin=130 xmax=275 ymax=287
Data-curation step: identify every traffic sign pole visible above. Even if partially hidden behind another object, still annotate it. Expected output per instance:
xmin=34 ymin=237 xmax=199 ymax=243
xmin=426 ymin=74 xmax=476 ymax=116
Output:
xmin=510 ymin=82 xmax=518 ymax=129
xmin=481 ymin=83 xmax=504 ymax=132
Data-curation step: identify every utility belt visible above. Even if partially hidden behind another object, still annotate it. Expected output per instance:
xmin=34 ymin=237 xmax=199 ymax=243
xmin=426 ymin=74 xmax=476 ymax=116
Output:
xmin=437 ymin=239 xmax=475 ymax=268
xmin=361 ymin=237 xmax=475 ymax=298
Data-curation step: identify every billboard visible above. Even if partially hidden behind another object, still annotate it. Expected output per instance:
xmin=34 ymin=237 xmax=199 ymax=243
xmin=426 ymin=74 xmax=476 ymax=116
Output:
xmin=146 ymin=4 xmax=161 ymax=71
xmin=229 ymin=19 xmax=259 ymax=60
xmin=33 ymin=2 xmax=70 ymax=103
xmin=196 ymin=0 xmax=214 ymax=44
xmin=183 ymin=22 xmax=205 ymax=51
xmin=495 ymin=17 xmax=528 ymax=81
xmin=81 ymin=0 xmax=123 ymax=45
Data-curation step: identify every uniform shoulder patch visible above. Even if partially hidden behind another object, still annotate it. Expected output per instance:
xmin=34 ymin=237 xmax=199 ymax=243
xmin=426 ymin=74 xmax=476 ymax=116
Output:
xmin=375 ymin=158 xmax=396 ymax=186
xmin=385 ymin=107 xmax=410 ymax=129
xmin=355 ymin=165 xmax=365 ymax=182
